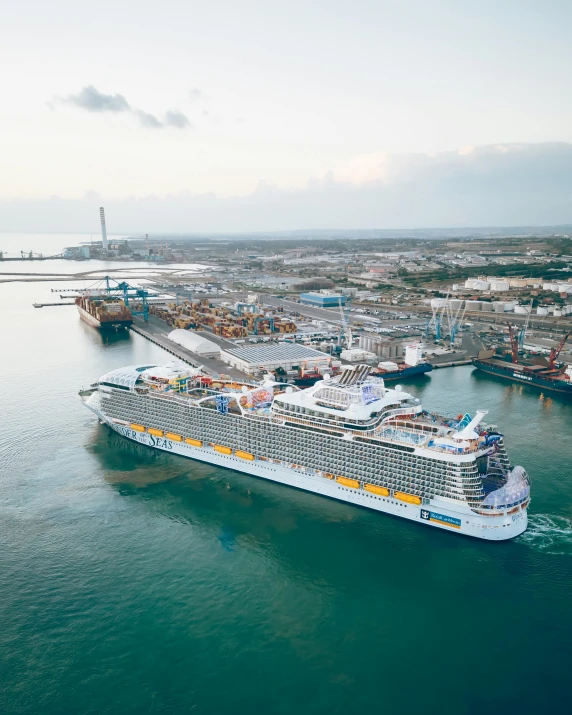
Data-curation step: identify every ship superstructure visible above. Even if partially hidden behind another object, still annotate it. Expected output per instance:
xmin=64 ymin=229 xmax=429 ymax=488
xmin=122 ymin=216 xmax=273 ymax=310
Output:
xmin=81 ymin=363 xmax=530 ymax=540
xmin=371 ymin=342 xmax=433 ymax=381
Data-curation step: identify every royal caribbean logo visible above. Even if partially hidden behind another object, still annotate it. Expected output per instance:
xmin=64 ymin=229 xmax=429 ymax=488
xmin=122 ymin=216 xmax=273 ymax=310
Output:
xmin=420 ymin=509 xmax=461 ymax=529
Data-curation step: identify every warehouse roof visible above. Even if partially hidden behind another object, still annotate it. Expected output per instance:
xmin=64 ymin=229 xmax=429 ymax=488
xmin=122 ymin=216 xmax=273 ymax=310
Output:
xmin=221 ymin=343 xmax=326 ymax=365
xmin=299 ymin=292 xmax=345 ymax=303
xmin=168 ymin=329 xmax=220 ymax=356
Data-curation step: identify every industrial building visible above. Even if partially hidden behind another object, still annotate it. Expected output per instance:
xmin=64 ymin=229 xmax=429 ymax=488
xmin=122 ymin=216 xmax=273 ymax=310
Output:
xmin=167 ymin=329 xmax=221 ymax=357
xmin=299 ymin=292 xmax=346 ymax=307
xmin=220 ymin=343 xmax=331 ymax=374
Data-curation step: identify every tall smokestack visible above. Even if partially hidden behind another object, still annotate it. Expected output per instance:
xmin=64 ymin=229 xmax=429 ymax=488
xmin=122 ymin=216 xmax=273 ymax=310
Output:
xmin=99 ymin=207 xmax=108 ymax=251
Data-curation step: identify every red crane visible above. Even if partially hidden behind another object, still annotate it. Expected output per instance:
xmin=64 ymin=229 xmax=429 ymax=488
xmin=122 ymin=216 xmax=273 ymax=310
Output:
xmin=506 ymin=323 xmax=519 ymax=364
xmin=548 ymin=332 xmax=571 ymax=367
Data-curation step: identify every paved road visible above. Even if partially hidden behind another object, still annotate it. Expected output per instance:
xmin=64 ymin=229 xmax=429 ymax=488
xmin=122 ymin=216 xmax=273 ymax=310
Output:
xmin=261 ymin=294 xmax=425 ymax=334
xmin=261 ymin=295 xmax=344 ymax=324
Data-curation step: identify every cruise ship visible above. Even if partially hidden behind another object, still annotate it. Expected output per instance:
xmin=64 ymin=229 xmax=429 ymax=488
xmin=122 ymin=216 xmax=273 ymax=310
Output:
xmin=80 ymin=363 xmax=530 ymax=540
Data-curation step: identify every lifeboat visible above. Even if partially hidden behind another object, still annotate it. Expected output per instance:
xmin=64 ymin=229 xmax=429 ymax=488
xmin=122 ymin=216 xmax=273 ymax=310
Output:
xmin=166 ymin=432 xmax=182 ymax=442
xmin=185 ymin=438 xmax=203 ymax=447
xmin=336 ymin=477 xmax=360 ymax=489
xmin=214 ymin=445 xmax=232 ymax=455
xmin=235 ymin=450 xmax=255 ymax=461
xmin=364 ymin=484 xmax=390 ymax=496
xmin=130 ymin=424 xmax=146 ymax=432
xmin=394 ymin=491 xmax=422 ymax=505
xmin=324 ymin=473 xmax=334 ymax=479
xmin=148 ymin=428 xmax=164 ymax=437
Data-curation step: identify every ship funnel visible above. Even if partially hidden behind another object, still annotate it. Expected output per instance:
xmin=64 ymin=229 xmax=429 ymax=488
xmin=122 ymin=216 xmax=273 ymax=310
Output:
xmin=453 ymin=409 xmax=488 ymax=441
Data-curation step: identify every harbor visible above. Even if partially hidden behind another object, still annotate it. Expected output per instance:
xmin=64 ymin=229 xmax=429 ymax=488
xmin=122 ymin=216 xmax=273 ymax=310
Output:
xmin=6 ymin=0 xmax=572 ymax=710
xmin=3 ymin=271 xmax=572 ymax=714
xmin=2 ymin=230 xmax=572 ymax=715
xmin=129 ymin=315 xmax=248 ymax=379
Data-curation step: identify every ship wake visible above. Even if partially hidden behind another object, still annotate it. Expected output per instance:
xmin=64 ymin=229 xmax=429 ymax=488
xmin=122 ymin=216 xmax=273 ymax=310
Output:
xmin=518 ymin=514 xmax=572 ymax=555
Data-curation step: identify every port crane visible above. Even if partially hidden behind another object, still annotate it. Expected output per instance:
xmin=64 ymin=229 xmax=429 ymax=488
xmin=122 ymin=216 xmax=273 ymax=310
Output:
xmin=425 ymin=314 xmax=442 ymax=341
xmin=447 ymin=300 xmax=467 ymax=346
xmin=548 ymin=332 xmax=571 ymax=368
xmin=253 ymin=316 xmax=275 ymax=335
xmin=518 ymin=299 xmax=533 ymax=349
xmin=80 ymin=276 xmax=151 ymax=320
xmin=506 ymin=322 xmax=520 ymax=363
xmin=337 ymin=297 xmax=353 ymax=349
xmin=427 ymin=295 xmax=446 ymax=341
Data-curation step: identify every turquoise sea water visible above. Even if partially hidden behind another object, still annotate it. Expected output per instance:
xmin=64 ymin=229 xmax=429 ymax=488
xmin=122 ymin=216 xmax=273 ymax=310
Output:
xmin=1 ymin=277 xmax=572 ymax=714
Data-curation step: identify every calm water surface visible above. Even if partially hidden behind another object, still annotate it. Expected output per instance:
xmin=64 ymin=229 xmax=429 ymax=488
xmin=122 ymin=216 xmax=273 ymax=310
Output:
xmin=1 ymin=278 xmax=571 ymax=714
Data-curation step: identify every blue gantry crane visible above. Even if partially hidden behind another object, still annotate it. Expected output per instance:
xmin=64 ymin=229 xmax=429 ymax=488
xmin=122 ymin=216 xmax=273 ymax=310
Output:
xmin=253 ymin=316 xmax=275 ymax=334
xmin=97 ymin=276 xmax=150 ymax=320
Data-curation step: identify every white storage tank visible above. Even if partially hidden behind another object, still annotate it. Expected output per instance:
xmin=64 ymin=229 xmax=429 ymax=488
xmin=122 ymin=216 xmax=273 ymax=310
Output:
xmin=514 ymin=305 xmax=531 ymax=315
xmin=472 ymin=280 xmax=490 ymax=291
xmin=430 ymin=298 xmax=447 ymax=308
xmin=510 ymin=278 xmax=528 ymax=288
xmin=465 ymin=300 xmax=482 ymax=312
xmin=543 ymin=283 xmax=559 ymax=291
xmin=449 ymin=299 xmax=464 ymax=310
xmin=464 ymin=279 xmax=477 ymax=289
xmin=493 ymin=301 xmax=506 ymax=312
xmin=481 ymin=302 xmax=494 ymax=312
xmin=554 ymin=309 xmax=563 ymax=317
xmin=536 ymin=307 xmax=549 ymax=316
xmin=503 ymin=302 xmax=516 ymax=312
xmin=490 ymin=280 xmax=510 ymax=292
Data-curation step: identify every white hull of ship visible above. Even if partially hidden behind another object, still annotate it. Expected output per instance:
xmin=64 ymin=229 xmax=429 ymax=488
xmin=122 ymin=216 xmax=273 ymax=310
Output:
xmin=89 ymin=406 xmax=527 ymax=541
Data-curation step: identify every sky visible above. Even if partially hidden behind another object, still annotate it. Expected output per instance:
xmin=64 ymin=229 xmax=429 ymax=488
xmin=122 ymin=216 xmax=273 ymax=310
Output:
xmin=2 ymin=0 xmax=572 ymax=232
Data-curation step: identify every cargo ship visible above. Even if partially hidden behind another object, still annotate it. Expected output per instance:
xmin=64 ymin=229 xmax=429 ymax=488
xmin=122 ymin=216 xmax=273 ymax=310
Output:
xmin=472 ymin=327 xmax=572 ymax=395
xmin=371 ymin=342 xmax=433 ymax=381
xmin=273 ymin=359 xmax=343 ymax=388
xmin=75 ymin=295 xmax=133 ymax=330
xmin=80 ymin=362 xmax=530 ymax=540
xmin=371 ymin=361 xmax=433 ymax=381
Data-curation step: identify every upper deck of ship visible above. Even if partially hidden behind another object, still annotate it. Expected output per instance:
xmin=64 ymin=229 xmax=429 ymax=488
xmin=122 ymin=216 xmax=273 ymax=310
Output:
xmin=95 ymin=363 xmax=494 ymax=457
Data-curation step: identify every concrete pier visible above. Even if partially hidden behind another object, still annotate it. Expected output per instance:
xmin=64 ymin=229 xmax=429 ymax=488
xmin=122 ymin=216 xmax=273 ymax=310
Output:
xmin=130 ymin=316 xmax=246 ymax=379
